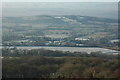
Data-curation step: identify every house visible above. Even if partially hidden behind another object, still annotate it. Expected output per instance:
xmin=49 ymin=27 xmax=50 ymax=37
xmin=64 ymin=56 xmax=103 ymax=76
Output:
xmin=75 ymin=38 xmax=89 ymax=41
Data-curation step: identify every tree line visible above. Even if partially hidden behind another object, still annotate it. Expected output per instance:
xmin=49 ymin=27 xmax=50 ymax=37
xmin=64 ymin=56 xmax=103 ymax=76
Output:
xmin=2 ymin=48 xmax=119 ymax=79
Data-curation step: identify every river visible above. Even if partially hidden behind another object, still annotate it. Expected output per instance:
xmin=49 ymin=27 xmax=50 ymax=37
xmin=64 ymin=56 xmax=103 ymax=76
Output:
xmin=2 ymin=46 xmax=119 ymax=54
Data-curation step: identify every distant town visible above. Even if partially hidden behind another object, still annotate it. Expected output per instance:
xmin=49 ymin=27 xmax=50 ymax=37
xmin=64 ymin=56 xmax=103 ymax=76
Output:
xmin=2 ymin=15 xmax=119 ymax=49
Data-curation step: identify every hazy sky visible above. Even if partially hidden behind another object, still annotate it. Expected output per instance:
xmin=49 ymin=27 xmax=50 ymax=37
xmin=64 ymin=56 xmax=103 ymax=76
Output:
xmin=0 ymin=0 xmax=119 ymax=18
xmin=2 ymin=0 xmax=120 ymax=2
xmin=2 ymin=2 xmax=118 ymax=19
